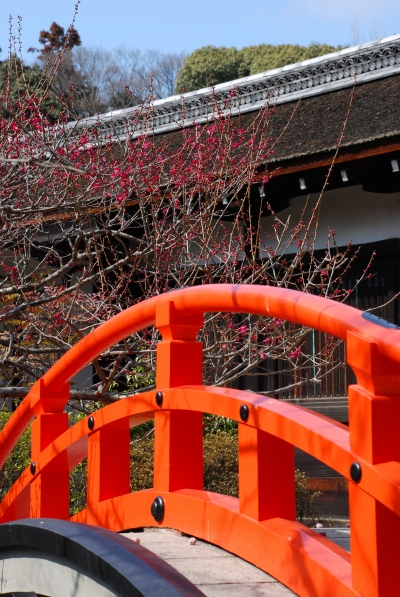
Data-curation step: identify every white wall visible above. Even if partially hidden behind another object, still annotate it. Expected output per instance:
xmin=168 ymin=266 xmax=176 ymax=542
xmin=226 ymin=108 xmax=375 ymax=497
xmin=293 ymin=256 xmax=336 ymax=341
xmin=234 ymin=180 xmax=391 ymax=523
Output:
xmin=259 ymin=184 xmax=400 ymax=253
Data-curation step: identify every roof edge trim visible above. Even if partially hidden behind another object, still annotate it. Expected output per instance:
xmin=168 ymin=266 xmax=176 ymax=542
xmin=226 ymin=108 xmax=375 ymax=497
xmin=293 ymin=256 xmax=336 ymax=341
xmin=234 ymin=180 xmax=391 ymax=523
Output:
xmin=66 ymin=34 xmax=400 ymax=143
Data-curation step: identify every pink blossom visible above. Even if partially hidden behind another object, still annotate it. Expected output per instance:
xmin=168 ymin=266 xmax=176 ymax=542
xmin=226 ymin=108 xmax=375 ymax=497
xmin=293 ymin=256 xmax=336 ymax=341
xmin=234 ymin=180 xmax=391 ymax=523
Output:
xmin=289 ymin=346 xmax=302 ymax=358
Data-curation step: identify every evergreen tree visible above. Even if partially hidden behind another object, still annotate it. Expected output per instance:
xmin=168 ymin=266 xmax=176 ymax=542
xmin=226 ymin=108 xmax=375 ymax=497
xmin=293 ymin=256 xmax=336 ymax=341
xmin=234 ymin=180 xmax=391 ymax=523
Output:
xmin=175 ymin=42 xmax=344 ymax=92
xmin=0 ymin=54 xmax=61 ymax=122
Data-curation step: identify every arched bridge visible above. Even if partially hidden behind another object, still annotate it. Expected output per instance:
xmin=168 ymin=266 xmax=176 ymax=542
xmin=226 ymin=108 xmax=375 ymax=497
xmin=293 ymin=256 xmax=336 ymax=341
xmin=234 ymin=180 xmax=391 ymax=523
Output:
xmin=0 ymin=284 xmax=399 ymax=597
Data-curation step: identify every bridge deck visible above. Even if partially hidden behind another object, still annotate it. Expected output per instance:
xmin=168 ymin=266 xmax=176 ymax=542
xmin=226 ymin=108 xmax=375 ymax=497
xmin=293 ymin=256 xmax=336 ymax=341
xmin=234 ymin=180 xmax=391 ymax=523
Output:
xmin=124 ymin=529 xmax=328 ymax=597
xmin=123 ymin=528 xmax=295 ymax=596
xmin=122 ymin=528 xmax=350 ymax=596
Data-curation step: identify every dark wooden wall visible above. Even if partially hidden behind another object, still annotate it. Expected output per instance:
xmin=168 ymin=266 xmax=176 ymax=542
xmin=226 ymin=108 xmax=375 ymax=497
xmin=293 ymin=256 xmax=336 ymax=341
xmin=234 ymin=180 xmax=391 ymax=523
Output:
xmin=240 ymin=238 xmax=400 ymax=400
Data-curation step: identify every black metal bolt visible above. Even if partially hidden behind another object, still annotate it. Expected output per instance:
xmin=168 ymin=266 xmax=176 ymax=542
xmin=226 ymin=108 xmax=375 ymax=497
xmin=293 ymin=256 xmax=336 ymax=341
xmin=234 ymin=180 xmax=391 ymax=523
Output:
xmin=88 ymin=416 xmax=95 ymax=431
xmin=350 ymin=462 xmax=362 ymax=483
xmin=151 ymin=496 xmax=165 ymax=523
xmin=240 ymin=404 xmax=249 ymax=422
xmin=30 ymin=462 xmax=36 ymax=475
xmin=155 ymin=391 xmax=163 ymax=407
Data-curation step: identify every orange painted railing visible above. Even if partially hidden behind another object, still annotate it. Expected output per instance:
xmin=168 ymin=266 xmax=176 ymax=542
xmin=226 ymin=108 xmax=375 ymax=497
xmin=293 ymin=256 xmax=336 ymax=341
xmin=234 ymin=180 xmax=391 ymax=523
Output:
xmin=1 ymin=284 xmax=400 ymax=597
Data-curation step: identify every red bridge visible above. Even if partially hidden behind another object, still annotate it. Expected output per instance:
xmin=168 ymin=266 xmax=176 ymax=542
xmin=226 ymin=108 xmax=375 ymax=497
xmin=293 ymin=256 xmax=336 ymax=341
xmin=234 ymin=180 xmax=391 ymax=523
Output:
xmin=0 ymin=284 xmax=399 ymax=597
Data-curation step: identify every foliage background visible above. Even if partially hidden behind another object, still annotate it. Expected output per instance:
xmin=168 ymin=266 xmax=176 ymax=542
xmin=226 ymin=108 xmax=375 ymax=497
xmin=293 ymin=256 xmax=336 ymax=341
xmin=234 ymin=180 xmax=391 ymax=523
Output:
xmin=175 ymin=43 xmax=343 ymax=92
xmin=1 ymin=33 xmax=344 ymax=115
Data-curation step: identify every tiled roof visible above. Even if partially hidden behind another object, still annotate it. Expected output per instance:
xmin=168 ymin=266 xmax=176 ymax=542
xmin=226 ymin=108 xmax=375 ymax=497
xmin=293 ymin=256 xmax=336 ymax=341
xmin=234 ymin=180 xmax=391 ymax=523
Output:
xmin=68 ymin=34 xmax=400 ymax=146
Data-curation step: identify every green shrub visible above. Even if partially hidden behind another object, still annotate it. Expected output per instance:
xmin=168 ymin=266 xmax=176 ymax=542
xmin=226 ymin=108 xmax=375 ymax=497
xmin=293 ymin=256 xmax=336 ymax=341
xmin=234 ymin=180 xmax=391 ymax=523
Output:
xmin=203 ymin=414 xmax=237 ymax=435
xmin=129 ymin=431 xmax=239 ymax=496
xmin=204 ymin=432 xmax=238 ymax=496
xmin=70 ymin=459 xmax=88 ymax=515
xmin=295 ymin=469 xmax=321 ymax=526
xmin=130 ymin=436 xmax=154 ymax=491
xmin=0 ymin=412 xmax=31 ymax=500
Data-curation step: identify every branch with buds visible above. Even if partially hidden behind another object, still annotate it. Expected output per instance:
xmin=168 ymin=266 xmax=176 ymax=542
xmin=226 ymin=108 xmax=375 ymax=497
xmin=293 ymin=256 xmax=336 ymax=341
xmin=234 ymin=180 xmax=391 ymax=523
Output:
xmin=0 ymin=51 xmax=374 ymax=403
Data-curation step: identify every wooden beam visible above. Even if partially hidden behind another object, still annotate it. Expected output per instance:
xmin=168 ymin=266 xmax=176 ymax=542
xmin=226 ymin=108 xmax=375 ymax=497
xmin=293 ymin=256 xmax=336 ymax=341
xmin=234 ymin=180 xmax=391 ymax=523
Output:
xmin=271 ymin=140 xmax=400 ymax=177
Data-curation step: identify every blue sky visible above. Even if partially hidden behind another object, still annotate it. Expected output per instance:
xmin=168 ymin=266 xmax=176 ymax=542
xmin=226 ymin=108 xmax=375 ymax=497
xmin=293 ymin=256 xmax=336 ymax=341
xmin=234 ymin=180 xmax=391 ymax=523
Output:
xmin=1 ymin=0 xmax=399 ymax=63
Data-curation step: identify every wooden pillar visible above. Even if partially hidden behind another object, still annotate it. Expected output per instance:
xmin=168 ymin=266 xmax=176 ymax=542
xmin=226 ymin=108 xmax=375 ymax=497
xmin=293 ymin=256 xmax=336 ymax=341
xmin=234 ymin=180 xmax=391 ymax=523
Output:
xmin=30 ymin=412 xmax=69 ymax=519
xmin=153 ymin=299 xmax=204 ymax=492
xmin=239 ymin=424 xmax=295 ymax=521
xmin=87 ymin=419 xmax=131 ymax=506
xmin=347 ymin=332 xmax=400 ymax=597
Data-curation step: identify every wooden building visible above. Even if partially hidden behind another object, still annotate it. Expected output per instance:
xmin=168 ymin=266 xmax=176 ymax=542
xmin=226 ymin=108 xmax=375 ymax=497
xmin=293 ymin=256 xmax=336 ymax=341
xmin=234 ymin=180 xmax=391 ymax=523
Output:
xmin=72 ymin=35 xmax=400 ymax=516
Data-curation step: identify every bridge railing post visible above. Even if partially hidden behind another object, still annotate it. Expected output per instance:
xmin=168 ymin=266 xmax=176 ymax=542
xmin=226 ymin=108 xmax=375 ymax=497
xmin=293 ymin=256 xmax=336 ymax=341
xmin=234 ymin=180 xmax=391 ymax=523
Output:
xmin=29 ymin=379 xmax=70 ymax=519
xmin=347 ymin=331 xmax=400 ymax=597
xmin=87 ymin=419 xmax=131 ymax=510
xmin=153 ymin=299 xmax=204 ymax=493
xmin=238 ymin=424 xmax=295 ymax=521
